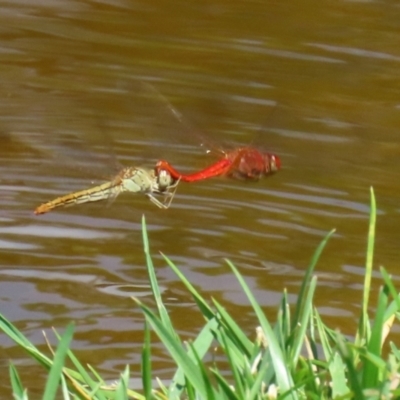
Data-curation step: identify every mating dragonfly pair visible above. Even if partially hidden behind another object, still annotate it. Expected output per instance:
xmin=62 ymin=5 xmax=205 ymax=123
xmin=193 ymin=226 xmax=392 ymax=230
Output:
xmin=34 ymin=147 xmax=281 ymax=215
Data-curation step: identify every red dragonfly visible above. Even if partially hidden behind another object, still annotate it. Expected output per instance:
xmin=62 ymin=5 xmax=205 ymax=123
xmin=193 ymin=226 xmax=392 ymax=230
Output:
xmin=156 ymin=148 xmax=280 ymax=183
xmin=143 ymin=83 xmax=281 ymax=183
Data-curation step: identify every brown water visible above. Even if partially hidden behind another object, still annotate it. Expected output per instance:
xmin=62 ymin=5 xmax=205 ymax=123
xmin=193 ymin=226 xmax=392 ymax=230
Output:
xmin=1 ymin=0 xmax=400 ymax=395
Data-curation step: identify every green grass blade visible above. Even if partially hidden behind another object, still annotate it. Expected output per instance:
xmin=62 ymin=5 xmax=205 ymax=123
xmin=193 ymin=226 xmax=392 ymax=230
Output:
xmin=313 ymin=309 xmax=333 ymax=361
xmin=380 ymin=267 xmax=400 ymax=318
xmin=203 ymin=314 xmax=250 ymax=374
xmin=115 ymin=365 xmax=129 ymax=400
xmin=308 ymin=307 xmax=319 ymax=361
xmin=389 ymin=342 xmax=400 ymax=362
xmin=51 ymin=330 xmax=108 ymax=400
xmin=225 ymin=259 xmax=297 ymax=399
xmin=218 ymin=325 xmax=245 ymax=399
xmin=185 ymin=376 xmax=196 ymax=400
xmin=187 ymin=341 xmax=216 ymax=400
xmin=248 ymin=362 xmax=270 ymax=400
xmin=9 ymin=363 xmax=25 ymax=399
xmin=291 ymin=276 xmax=317 ymax=366
xmin=134 ymin=299 xmax=208 ymax=398
xmin=364 ymin=187 xmax=376 ymax=313
xmin=279 ymin=289 xmax=291 ymax=342
xmin=170 ymin=317 xmax=217 ymax=397
xmin=142 ymin=215 xmax=175 ymax=336
xmin=60 ymin=375 xmax=70 ymax=400
xmin=336 ymin=334 xmax=365 ymax=400
xmin=0 ymin=313 xmax=37 ymax=347
xmin=161 ymin=252 xmax=215 ymax=319
xmin=212 ymin=300 xmax=253 ymax=355
xmin=357 ymin=187 xmax=376 ymax=344
xmin=330 ymin=352 xmax=350 ymax=398
xmin=141 ymin=321 xmax=152 ymax=400
xmin=292 ymin=229 xmax=335 ymax=331
xmin=0 ymin=318 xmax=98 ymax=398
xmin=211 ymin=369 xmax=238 ymax=400
xmin=362 ymin=284 xmax=388 ymax=388
xmin=0 ymin=313 xmax=53 ymax=368
xmin=42 ymin=323 xmax=74 ymax=400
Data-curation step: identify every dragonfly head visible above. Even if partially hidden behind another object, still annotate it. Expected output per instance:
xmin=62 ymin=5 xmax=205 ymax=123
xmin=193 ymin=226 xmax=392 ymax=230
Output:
xmin=264 ymin=153 xmax=281 ymax=174
xmin=157 ymin=169 xmax=175 ymax=192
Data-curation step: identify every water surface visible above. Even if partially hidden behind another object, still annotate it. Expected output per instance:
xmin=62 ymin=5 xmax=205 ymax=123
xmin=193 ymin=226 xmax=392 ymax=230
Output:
xmin=1 ymin=0 xmax=400 ymax=394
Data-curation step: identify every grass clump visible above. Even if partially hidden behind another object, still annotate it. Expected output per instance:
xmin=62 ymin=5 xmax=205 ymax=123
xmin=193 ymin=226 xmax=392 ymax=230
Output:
xmin=1 ymin=187 xmax=400 ymax=399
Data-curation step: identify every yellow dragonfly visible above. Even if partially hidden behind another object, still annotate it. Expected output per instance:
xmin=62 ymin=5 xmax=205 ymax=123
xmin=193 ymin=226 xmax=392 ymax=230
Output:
xmin=34 ymin=166 xmax=179 ymax=215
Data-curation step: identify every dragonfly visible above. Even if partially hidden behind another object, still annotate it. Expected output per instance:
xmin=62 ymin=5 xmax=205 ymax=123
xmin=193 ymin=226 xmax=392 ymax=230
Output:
xmin=156 ymin=147 xmax=280 ymax=183
xmin=34 ymin=166 xmax=179 ymax=215
xmin=145 ymin=84 xmax=281 ymax=183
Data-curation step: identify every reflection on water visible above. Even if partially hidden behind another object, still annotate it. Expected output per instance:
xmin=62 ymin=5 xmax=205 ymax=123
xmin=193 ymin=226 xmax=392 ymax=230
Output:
xmin=1 ymin=0 xmax=400 ymax=395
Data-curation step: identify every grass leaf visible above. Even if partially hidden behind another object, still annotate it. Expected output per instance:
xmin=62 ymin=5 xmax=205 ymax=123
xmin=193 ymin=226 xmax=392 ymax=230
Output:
xmin=42 ymin=323 xmax=74 ymax=400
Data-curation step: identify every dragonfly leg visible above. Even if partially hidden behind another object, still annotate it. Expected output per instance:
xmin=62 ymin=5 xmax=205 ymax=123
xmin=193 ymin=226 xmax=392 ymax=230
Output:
xmin=168 ymin=177 xmax=180 ymax=189
xmin=147 ymin=177 xmax=180 ymax=209
xmin=163 ymin=177 xmax=180 ymax=208
xmin=147 ymin=193 xmax=170 ymax=209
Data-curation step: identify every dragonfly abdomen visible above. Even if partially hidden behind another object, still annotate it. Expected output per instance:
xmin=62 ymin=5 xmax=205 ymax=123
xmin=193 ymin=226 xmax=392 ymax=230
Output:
xmin=34 ymin=181 xmax=121 ymax=215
